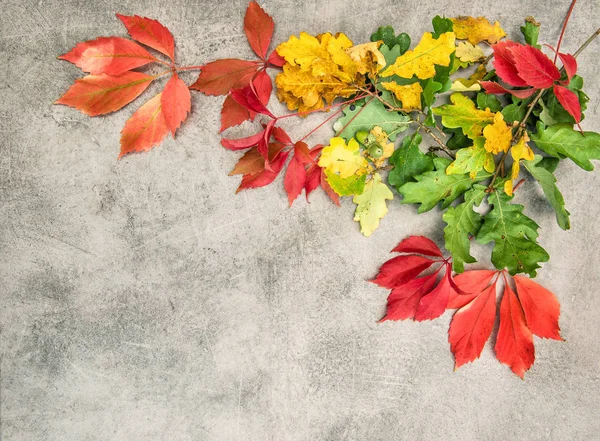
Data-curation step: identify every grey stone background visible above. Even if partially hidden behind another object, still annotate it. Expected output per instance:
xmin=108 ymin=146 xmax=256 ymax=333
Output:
xmin=1 ymin=0 xmax=599 ymax=439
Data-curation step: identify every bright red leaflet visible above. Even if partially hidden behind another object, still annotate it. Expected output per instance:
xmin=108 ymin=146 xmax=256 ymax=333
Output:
xmin=510 ymin=44 xmax=561 ymax=89
xmin=514 ymin=275 xmax=562 ymax=340
xmin=480 ymin=81 xmax=536 ymax=99
xmin=161 ymin=73 xmax=191 ymax=136
xmin=244 ymin=1 xmax=275 ymax=59
xmin=553 ymin=85 xmax=582 ymax=123
xmin=414 ymin=267 xmax=455 ymax=321
xmin=391 ymin=235 xmax=443 ymax=257
xmin=558 ymin=52 xmax=577 ymax=80
xmin=491 ymin=41 xmax=529 ymax=87
xmin=190 ymin=59 xmax=261 ymax=96
xmin=116 ymin=14 xmax=176 ymax=61
xmin=447 ymin=269 xmax=496 ymax=309
xmin=119 ymin=92 xmax=169 ymax=158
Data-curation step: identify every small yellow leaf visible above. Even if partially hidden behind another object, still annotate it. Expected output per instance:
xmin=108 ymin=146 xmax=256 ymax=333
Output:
xmin=318 ymin=137 xmax=369 ymax=178
xmin=450 ymin=64 xmax=487 ymax=92
xmin=505 ymin=132 xmax=534 ymax=195
xmin=382 ymin=32 xmax=455 ymax=80
xmin=381 ymin=81 xmax=423 ymax=110
xmin=455 ymin=41 xmax=485 ymax=62
xmin=353 ymin=173 xmax=394 ymax=237
xmin=483 ymin=112 xmax=512 ymax=155
xmin=451 ymin=16 xmax=507 ymax=45
xmin=347 ymin=41 xmax=386 ymax=76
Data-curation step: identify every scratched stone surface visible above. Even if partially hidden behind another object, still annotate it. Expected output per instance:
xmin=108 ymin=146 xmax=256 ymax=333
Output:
xmin=1 ymin=0 xmax=599 ymax=439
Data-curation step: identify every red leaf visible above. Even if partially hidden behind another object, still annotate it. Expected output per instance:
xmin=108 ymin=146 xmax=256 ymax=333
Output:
xmin=221 ymin=130 xmax=265 ymax=151
xmin=268 ymin=50 xmax=286 ymax=67
xmin=491 ymin=41 xmax=528 ymax=87
xmin=553 ymin=84 xmax=582 ymax=123
xmin=284 ymin=153 xmax=306 ymax=206
xmin=272 ymin=126 xmax=293 ymax=146
xmin=495 ymin=283 xmax=535 ymax=378
xmin=231 ymin=85 xmax=275 ymax=118
xmin=480 ymin=81 xmax=537 ymax=99
xmin=55 ymin=72 xmax=153 ymax=116
xmin=229 ymin=143 xmax=285 ymax=176
xmin=59 ymin=37 xmax=156 ymax=75
xmin=447 ymin=270 xmax=497 ymax=309
xmin=558 ymin=52 xmax=577 ymax=81
xmin=119 ymin=92 xmax=169 ymax=158
xmin=220 ymin=95 xmax=253 ymax=132
xmin=414 ymin=267 xmax=454 ymax=321
xmin=320 ymin=169 xmax=341 ymax=206
xmin=244 ymin=1 xmax=274 ymax=59
xmin=305 ymin=163 xmax=321 ymax=200
xmin=513 ymin=275 xmax=562 ymax=340
xmin=371 ymin=255 xmax=437 ymax=289
xmin=252 ymin=70 xmax=273 ymax=105
xmin=116 ymin=14 xmax=175 ymax=62
xmin=510 ymin=45 xmax=560 ymax=89
xmin=237 ymin=145 xmax=289 ymax=192
xmin=190 ymin=59 xmax=260 ymax=96
xmin=391 ymin=236 xmax=443 ymax=258
xmin=380 ymin=273 xmax=438 ymax=322
xmin=161 ymin=73 xmax=191 ymax=136
xmin=449 ymin=282 xmax=497 ymax=368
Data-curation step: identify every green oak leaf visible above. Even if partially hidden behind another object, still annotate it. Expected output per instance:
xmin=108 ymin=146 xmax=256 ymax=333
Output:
xmin=432 ymin=93 xmax=495 ymax=139
xmin=476 ymin=191 xmax=549 ymax=277
xmin=370 ymin=26 xmax=410 ymax=54
xmin=388 ymin=133 xmax=434 ymax=190
xmin=445 ymin=127 xmax=473 ymax=150
xmin=530 ymin=122 xmax=600 ymax=171
xmin=476 ymin=92 xmax=502 ymax=113
xmin=398 ymin=157 xmax=490 ymax=213
xmin=333 ymin=99 xmax=411 ymax=142
xmin=501 ymin=95 xmax=528 ymax=123
xmin=324 ymin=170 xmax=367 ymax=196
xmin=523 ymin=155 xmax=570 ymax=230
xmin=353 ymin=173 xmax=394 ymax=237
xmin=446 ymin=139 xmax=495 ymax=179
xmin=443 ymin=184 xmax=487 ymax=272
xmin=520 ymin=18 xmax=540 ymax=48
xmin=432 ymin=15 xmax=453 ymax=38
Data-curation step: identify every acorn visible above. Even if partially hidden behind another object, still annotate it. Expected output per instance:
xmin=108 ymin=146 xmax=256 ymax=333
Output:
xmin=368 ymin=144 xmax=384 ymax=158
xmin=355 ymin=130 xmax=370 ymax=145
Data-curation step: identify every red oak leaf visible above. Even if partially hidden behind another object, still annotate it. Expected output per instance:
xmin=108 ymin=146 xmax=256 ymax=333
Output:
xmin=495 ymin=282 xmax=535 ymax=378
xmin=448 ymin=282 xmax=497 ymax=368
xmin=190 ymin=59 xmax=261 ymax=96
xmin=553 ymin=84 xmax=582 ymax=123
xmin=480 ymin=81 xmax=536 ymax=99
xmin=391 ymin=235 xmax=443 ymax=258
xmin=116 ymin=14 xmax=175 ymax=62
xmin=514 ymin=275 xmax=562 ymax=340
xmin=55 ymin=72 xmax=154 ymax=116
xmin=119 ymin=92 xmax=169 ymax=158
xmin=509 ymin=44 xmax=560 ymax=89
xmin=491 ymin=41 xmax=529 ymax=87
xmin=161 ymin=73 xmax=191 ymax=136
xmin=59 ymin=37 xmax=157 ymax=75
xmin=244 ymin=1 xmax=275 ymax=59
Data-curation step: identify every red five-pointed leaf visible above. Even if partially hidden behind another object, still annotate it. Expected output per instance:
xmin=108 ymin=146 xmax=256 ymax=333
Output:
xmin=391 ymin=235 xmax=443 ymax=257
xmin=414 ymin=266 xmax=455 ymax=321
xmin=372 ymin=255 xmax=437 ymax=289
xmin=553 ymin=85 xmax=582 ymax=123
xmin=231 ymin=85 xmax=275 ymax=118
xmin=59 ymin=37 xmax=157 ymax=75
xmin=119 ymin=92 xmax=169 ymax=158
xmin=491 ymin=41 xmax=528 ymax=87
xmin=244 ymin=1 xmax=275 ymax=59
xmin=558 ymin=52 xmax=577 ymax=81
xmin=161 ymin=73 xmax=191 ymax=136
xmin=380 ymin=273 xmax=438 ymax=322
xmin=449 ymin=282 xmax=497 ymax=369
xmin=509 ymin=45 xmax=561 ymax=89
xmin=513 ymin=275 xmax=562 ymax=340
xmin=190 ymin=59 xmax=260 ymax=96
xmin=237 ymin=144 xmax=290 ymax=193
xmin=495 ymin=283 xmax=535 ymax=378
xmin=447 ymin=270 xmax=497 ymax=309
xmin=116 ymin=14 xmax=176 ymax=61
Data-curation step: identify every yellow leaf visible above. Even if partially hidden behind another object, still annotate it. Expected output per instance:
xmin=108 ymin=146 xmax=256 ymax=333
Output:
xmin=318 ymin=137 xmax=369 ymax=178
xmin=353 ymin=173 xmax=394 ymax=237
xmin=446 ymin=140 xmax=495 ymax=179
xmin=370 ymin=126 xmax=395 ymax=168
xmin=451 ymin=16 xmax=507 ymax=45
xmin=505 ymin=132 xmax=534 ymax=195
xmin=381 ymin=82 xmax=423 ymax=110
xmin=450 ymin=64 xmax=487 ymax=92
xmin=432 ymin=93 xmax=495 ymax=139
xmin=455 ymin=41 xmax=485 ymax=62
xmin=483 ymin=112 xmax=512 ymax=154
xmin=347 ymin=41 xmax=386 ymax=76
xmin=381 ymin=32 xmax=455 ymax=80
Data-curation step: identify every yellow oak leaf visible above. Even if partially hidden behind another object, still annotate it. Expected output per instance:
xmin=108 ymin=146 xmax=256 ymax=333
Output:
xmin=505 ymin=132 xmax=534 ymax=195
xmin=381 ymin=32 xmax=455 ymax=80
xmin=347 ymin=41 xmax=386 ymax=77
xmin=370 ymin=126 xmax=395 ymax=168
xmin=432 ymin=93 xmax=495 ymax=139
xmin=455 ymin=41 xmax=485 ymax=62
xmin=381 ymin=81 xmax=423 ymax=110
xmin=483 ymin=112 xmax=512 ymax=154
xmin=318 ymin=137 xmax=369 ymax=178
xmin=446 ymin=140 xmax=495 ymax=179
xmin=353 ymin=173 xmax=394 ymax=237
xmin=451 ymin=16 xmax=507 ymax=45
xmin=450 ymin=64 xmax=487 ymax=91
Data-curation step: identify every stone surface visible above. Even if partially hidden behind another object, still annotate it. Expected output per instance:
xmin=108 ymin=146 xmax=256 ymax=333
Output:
xmin=1 ymin=0 xmax=599 ymax=439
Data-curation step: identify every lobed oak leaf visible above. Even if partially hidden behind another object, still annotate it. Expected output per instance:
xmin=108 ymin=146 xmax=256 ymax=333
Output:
xmin=244 ymin=1 xmax=275 ymax=59
xmin=119 ymin=92 xmax=169 ymax=158
xmin=482 ymin=112 xmax=512 ymax=154
xmin=318 ymin=137 xmax=369 ymax=179
xmin=391 ymin=236 xmax=443 ymax=258
xmin=353 ymin=173 xmax=394 ymax=237
xmin=59 ymin=37 xmax=157 ymax=75
xmin=451 ymin=16 xmax=507 ymax=45
xmin=161 ymin=73 xmax=191 ymax=136
xmin=116 ymin=14 xmax=175 ymax=61
xmin=509 ymin=44 xmax=560 ymax=89
xmin=513 ymin=275 xmax=562 ymax=340
xmin=455 ymin=41 xmax=485 ymax=63
xmin=432 ymin=93 xmax=495 ymax=139
xmin=190 ymin=59 xmax=261 ymax=96
xmin=381 ymin=81 xmax=422 ymax=110
xmin=505 ymin=133 xmax=534 ymax=196
xmin=55 ymin=71 xmax=154 ymax=116
xmin=346 ymin=41 xmax=387 ymax=77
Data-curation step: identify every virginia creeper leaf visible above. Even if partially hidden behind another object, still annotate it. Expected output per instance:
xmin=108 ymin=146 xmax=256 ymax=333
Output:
xmin=161 ymin=73 xmax=191 ymax=136
xmin=119 ymin=92 xmax=169 ymax=158
xmin=116 ymin=14 xmax=175 ymax=61
xmin=391 ymin=235 xmax=443 ymax=257
xmin=190 ymin=59 xmax=260 ymax=96
xmin=415 ymin=267 xmax=455 ymax=321
xmin=244 ymin=1 xmax=274 ymax=59
xmin=510 ymin=44 xmax=560 ymax=89
xmin=447 ymin=270 xmax=497 ymax=309
xmin=513 ymin=275 xmax=562 ymax=340
xmin=380 ymin=273 xmax=438 ymax=321
xmin=372 ymin=254 xmax=437 ymax=289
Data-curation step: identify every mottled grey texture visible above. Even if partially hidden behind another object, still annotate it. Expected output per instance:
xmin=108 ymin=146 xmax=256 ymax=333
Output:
xmin=1 ymin=0 xmax=599 ymax=439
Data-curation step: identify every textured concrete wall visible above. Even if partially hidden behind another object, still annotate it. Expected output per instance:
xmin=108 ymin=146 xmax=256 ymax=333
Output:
xmin=1 ymin=0 xmax=599 ymax=439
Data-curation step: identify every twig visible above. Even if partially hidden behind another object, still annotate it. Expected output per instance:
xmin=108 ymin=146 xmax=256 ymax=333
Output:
xmin=415 ymin=120 xmax=455 ymax=159
xmin=573 ymin=27 xmax=600 ymax=58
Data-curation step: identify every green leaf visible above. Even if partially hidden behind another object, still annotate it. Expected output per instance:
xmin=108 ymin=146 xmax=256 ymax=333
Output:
xmin=538 ymin=157 xmax=559 ymax=173
xmin=388 ymin=133 xmax=434 ymax=190
xmin=476 ymin=92 xmax=502 ymax=112
xmin=333 ymin=99 xmax=411 ymax=142
xmin=353 ymin=173 xmax=394 ymax=236
xmin=446 ymin=139 xmax=495 ymax=179
xmin=476 ymin=191 xmax=549 ymax=277
xmin=398 ymin=157 xmax=490 ymax=213
xmin=432 ymin=16 xmax=453 ymax=38
xmin=523 ymin=155 xmax=570 ymax=230
xmin=520 ymin=18 xmax=540 ymax=48
xmin=422 ymin=78 xmax=443 ymax=108
xmin=371 ymin=26 xmax=410 ymax=54
xmin=501 ymin=96 xmax=528 ymax=123
xmin=443 ymin=184 xmax=487 ymax=272
xmin=324 ymin=170 xmax=367 ymax=196
xmin=530 ymin=122 xmax=600 ymax=171
xmin=445 ymin=127 xmax=473 ymax=150
xmin=432 ymin=93 xmax=496 ymax=139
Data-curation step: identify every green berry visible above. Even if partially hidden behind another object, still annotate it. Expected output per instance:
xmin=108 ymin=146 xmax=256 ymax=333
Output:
xmin=355 ymin=130 xmax=369 ymax=145
xmin=369 ymin=144 xmax=384 ymax=158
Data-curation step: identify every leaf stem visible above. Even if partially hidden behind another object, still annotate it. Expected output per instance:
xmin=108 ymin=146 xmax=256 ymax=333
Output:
xmin=553 ymin=0 xmax=577 ymax=63
xmin=573 ymin=27 xmax=600 ymax=58
xmin=176 ymin=65 xmax=203 ymax=71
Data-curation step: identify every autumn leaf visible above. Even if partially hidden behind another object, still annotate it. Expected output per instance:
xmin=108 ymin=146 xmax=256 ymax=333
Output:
xmin=513 ymin=275 xmax=562 ymax=340
xmin=504 ymin=133 xmax=534 ymax=196
xmin=353 ymin=173 xmax=394 ymax=236
xmin=381 ymin=81 xmax=423 ymax=110
xmin=116 ymin=14 xmax=176 ymax=61
xmin=190 ymin=59 xmax=261 ymax=96
xmin=510 ymin=44 xmax=560 ymax=89
xmin=318 ymin=137 xmax=369 ymax=179
xmin=455 ymin=41 xmax=485 ymax=63
xmin=220 ymin=70 xmax=273 ymax=132
xmin=55 ymin=72 xmax=154 ymax=116
xmin=161 ymin=73 xmax=191 ymax=136
xmin=346 ymin=41 xmax=386 ymax=76
xmin=483 ymin=112 xmax=512 ymax=154
xmin=244 ymin=1 xmax=275 ymax=59
xmin=382 ymin=31 xmax=455 ymax=80
xmin=451 ymin=16 xmax=506 ymax=45
xmin=235 ymin=143 xmax=290 ymax=192
xmin=432 ymin=93 xmax=495 ymax=139
xmin=284 ymin=142 xmax=313 ymax=206
xmin=59 ymin=37 xmax=157 ymax=75
xmin=119 ymin=92 xmax=169 ymax=158
xmin=446 ymin=141 xmax=495 ymax=179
